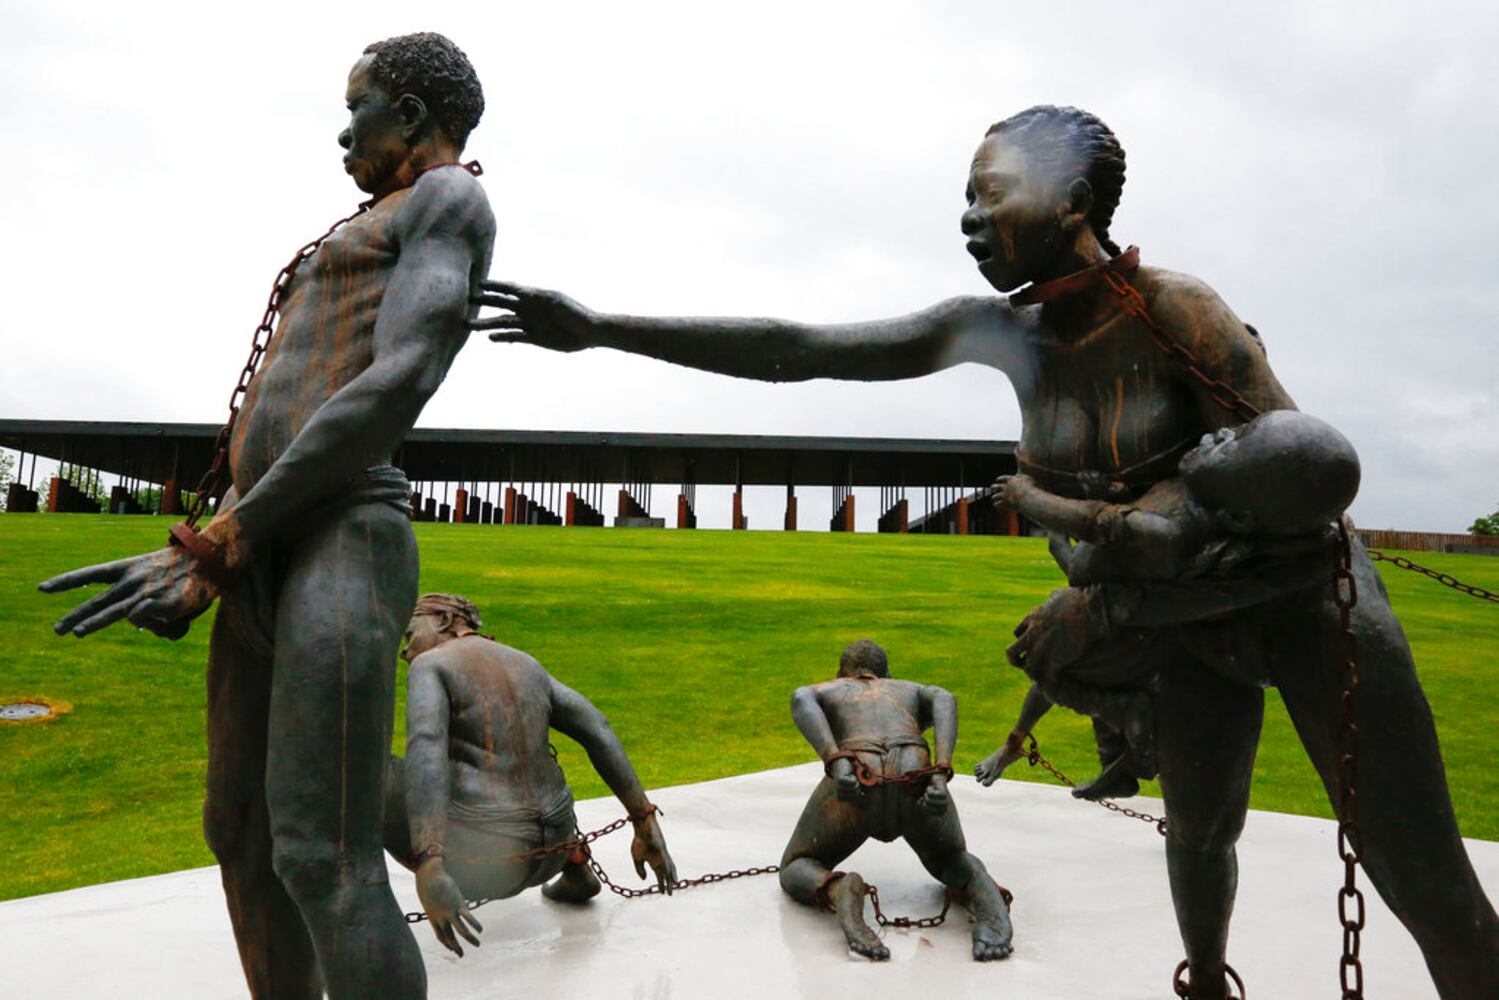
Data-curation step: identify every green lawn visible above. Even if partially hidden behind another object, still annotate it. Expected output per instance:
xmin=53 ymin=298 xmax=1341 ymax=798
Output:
xmin=2 ymin=515 xmax=1496 ymax=901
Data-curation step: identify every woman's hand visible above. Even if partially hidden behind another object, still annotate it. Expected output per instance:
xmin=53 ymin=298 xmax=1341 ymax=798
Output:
xmin=471 ymin=280 xmax=598 ymax=352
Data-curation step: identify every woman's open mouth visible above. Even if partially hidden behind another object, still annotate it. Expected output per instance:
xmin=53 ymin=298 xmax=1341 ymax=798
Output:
xmin=966 ymin=240 xmax=992 ymax=262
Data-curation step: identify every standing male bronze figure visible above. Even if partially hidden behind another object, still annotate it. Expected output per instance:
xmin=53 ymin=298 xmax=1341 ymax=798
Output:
xmin=475 ymin=106 xmax=1497 ymax=998
xmin=40 ymin=33 xmax=495 ymax=999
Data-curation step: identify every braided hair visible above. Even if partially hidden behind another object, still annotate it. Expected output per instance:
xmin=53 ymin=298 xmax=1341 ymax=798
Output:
xmin=414 ymin=593 xmax=482 ymax=633
xmin=986 ymin=106 xmax=1126 ymax=256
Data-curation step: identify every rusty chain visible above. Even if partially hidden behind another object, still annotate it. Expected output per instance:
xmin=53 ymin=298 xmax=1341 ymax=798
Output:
xmin=183 ymin=204 xmax=370 ymax=527
xmin=1022 ymin=735 xmax=1168 ymax=836
xmin=1366 ymin=551 xmax=1499 ymax=604
xmin=1332 ymin=522 xmax=1367 ymax=999
xmin=182 ymin=161 xmax=483 ymax=529
xmin=1103 ymin=258 xmax=1364 ymax=997
xmin=1173 ymin=959 xmax=1247 ymax=999
xmin=864 ymin=883 xmax=954 ymax=929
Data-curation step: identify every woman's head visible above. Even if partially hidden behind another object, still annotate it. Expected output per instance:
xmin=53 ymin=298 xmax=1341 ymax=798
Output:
xmin=962 ymin=105 xmax=1126 ymax=292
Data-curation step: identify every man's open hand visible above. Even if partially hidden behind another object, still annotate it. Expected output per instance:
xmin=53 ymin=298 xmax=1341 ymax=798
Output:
xmin=39 ymin=546 xmax=217 ymax=639
xmin=630 ymin=812 xmax=678 ymax=895
xmin=471 ymin=280 xmax=596 ymax=352
xmin=415 ymin=860 xmax=482 ymax=957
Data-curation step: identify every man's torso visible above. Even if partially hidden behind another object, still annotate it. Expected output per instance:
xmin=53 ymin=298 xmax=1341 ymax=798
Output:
xmin=229 ymin=190 xmax=413 ymax=493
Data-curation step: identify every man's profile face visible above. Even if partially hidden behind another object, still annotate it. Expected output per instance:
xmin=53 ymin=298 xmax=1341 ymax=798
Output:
xmin=339 ymin=55 xmax=408 ymax=194
xmin=401 ymin=612 xmax=448 ymax=663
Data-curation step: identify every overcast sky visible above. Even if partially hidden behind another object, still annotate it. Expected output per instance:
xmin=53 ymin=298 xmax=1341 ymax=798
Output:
xmin=1 ymin=1 xmax=1495 ymax=531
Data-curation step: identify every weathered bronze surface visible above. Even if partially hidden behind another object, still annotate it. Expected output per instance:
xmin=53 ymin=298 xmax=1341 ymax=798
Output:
xmin=779 ymin=640 xmax=1012 ymax=962
xmin=39 ymin=33 xmax=495 ymax=1000
xmin=385 ymin=594 xmax=675 ymax=954
xmin=474 ymin=105 xmax=1498 ymax=999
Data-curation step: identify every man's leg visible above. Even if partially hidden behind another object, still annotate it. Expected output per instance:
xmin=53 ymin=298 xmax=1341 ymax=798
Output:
xmin=904 ymin=801 xmax=1013 ymax=961
xmin=778 ymin=779 xmax=883 ymax=959
xmin=1272 ymin=554 xmax=1499 ymax=999
xmin=204 ymin=583 xmax=322 ymax=999
xmin=266 ymin=504 xmax=424 ymax=999
xmin=1156 ymin=650 xmax=1263 ymax=1000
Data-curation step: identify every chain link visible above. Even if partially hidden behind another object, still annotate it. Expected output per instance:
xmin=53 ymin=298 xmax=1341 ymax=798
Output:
xmin=1366 ymin=550 xmax=1499 ymax=604
xmin=1101 ymin=260 xmax=1371 ymax=997
xmin=182 ymin=161 xmax=482 ymax=529
xmin=1333 ymin=521 xmax=1366 ymax=999
xmin=864 ymin=883 xmax=954 ymax=929
xmin=182 ymin=205 xmax=371 ymax=527
xmin=1173 ymin=959 xmax=1247 ymax=999
xmin=1023 ymin=735 xmax=1168 ymax=836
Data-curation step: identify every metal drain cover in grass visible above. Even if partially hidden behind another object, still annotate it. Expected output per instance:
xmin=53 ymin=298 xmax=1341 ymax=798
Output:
xmin=1 ymin=702 xmax=54 ymax=722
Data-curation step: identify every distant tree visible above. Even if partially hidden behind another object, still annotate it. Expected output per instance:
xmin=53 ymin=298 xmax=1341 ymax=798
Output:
xmin=1472 ymin=503 xmax=1499 ymax=537
xmin=0 ymin=450 xmax=13 ymax=512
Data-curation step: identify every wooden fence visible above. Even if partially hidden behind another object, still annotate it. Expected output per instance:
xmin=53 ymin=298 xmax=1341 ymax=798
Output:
xmin=1358 ymin=528 xmax=1499 ymax=554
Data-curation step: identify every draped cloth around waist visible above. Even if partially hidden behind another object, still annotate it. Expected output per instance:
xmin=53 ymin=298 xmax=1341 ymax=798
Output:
xmin=447 ymin=785 xmax=577 ymax=846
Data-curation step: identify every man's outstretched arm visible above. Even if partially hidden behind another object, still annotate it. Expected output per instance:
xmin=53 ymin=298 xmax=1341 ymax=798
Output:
xmin=476 ymin=282 xmax=1037 ymax=385
xmin=548 ymin=677 xmax=677 ymax=891
xmin=212 ymin=170 xmax=495 ymax=548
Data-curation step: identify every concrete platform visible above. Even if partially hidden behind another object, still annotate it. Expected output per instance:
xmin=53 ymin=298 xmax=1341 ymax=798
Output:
xmin=4 ymin=763 xmax=1496 ymax=998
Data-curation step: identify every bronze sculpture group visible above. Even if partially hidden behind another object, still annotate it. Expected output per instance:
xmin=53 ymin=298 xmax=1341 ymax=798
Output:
xmin=35 ymin=31 xmax=1498 ymax=1000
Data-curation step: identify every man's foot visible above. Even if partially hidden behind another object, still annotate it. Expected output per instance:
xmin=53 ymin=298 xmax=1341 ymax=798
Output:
xmin=969 ymin=882 xmax=1014 ymax=961
xmin=542 ymin=860 xmax=601 ymax=904
xmin=1072 ymin=753 xmax=1139 ymax=801
xmin=826 ymin=872 xmax=889 ymax=961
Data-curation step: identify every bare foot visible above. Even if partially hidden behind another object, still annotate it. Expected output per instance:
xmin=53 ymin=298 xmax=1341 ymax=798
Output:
xmin=827 ymin=872 xmax=889 ymax=961
xmin=974 ymin=744 xmax=1024 ymax=787
xmin=542 ymin=860 xmax=601 ymax=904
xmin=1071 ymin=753 xmax=1139 ymax=802
xmin=968 ymin=879 xmax=1014 ymax=961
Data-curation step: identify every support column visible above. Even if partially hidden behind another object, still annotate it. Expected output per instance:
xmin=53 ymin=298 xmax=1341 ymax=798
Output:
xmin=732 ymin=487 xmax=745 ymax=530
xmin=46 ymin=476 xmax=62 ymax=513
xmin=565 ymin=490 xmax=577 ymax=526
xmin=784 ymin=490 xmax=797 ymax=532
xmin=842 ymin=493 xmax=856 ymax=532
xmin=956 ymin=496 xmax=969 ymax=535
xmin=160 ymin=478 xmax=183 ymax=515
xmin=453 ymin=487 xmax=469 ymax=523
xmin=1003 ymin=508 xmax=1020 ymax=536
xmin=503 ymin=486 xmax=517 ymax=525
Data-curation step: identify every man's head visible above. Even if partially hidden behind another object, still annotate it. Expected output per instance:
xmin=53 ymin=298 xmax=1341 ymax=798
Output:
xmin=402 ymin=592 xmax=483 ymax=663
xmin=838 ymin=639 xmax=890 ymax=679
xmin=1179 ymin=410 xmax=1360 ymax=537
xmin=340 ymin=32 xmax=484 ymax=194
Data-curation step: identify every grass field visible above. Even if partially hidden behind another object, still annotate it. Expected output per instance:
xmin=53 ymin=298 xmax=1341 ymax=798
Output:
xmin=2 ymin=515 xmax=1497 ymax=901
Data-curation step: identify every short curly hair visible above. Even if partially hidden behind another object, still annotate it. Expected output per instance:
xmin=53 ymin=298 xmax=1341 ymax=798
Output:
xmin=986 ymin=106 xmax=1126 ymax=256
xmin=838 ymin=639 xmax=890 ymax=679
xmin=362 ymin=32 xmax=484 ymax=147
